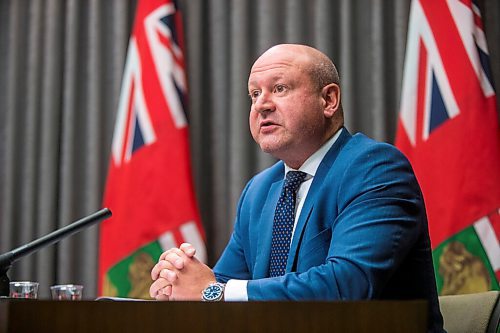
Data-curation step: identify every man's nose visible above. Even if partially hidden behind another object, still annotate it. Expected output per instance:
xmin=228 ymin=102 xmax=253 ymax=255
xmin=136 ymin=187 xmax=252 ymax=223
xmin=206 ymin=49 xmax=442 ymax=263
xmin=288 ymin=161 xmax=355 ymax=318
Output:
xmin=253 ymin=92 xmax=275 ymax=113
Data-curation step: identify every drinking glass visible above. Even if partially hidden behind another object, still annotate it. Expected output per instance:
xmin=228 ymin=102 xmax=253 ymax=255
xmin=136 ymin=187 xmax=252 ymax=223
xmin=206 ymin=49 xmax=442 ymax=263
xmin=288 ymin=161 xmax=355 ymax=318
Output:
xmin=9 ymin=281 xmax=39 ymax=299
xmin=50 ymin=284 xmax=83 ymax=300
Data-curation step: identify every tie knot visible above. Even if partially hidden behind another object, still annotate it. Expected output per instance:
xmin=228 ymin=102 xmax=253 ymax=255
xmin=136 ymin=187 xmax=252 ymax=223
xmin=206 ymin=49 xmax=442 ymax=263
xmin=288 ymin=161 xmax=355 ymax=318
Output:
xmin=284 ymin=171 xmax=307 ymax=192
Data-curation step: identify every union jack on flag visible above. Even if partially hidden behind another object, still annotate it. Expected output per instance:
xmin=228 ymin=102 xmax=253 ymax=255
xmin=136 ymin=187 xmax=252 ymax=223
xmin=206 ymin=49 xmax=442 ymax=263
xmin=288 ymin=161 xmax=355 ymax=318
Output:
xmin=396 ymin=0 xmax=500 ymax=295
xmin=99 ymin=0 xmax=206 ymax=298
xmin=112 ymin=1 xmax=188 ymax=165
xmin=399 ymin=0 xmax=495 ymax=146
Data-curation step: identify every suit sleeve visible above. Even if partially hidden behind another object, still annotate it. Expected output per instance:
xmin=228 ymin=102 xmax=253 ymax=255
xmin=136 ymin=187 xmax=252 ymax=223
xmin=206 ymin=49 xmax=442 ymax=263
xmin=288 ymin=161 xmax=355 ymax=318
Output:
xmin=213 ymin=178 xmax=254 ymax=282
xmin=247 ymin=144 xmax=425 ymax=300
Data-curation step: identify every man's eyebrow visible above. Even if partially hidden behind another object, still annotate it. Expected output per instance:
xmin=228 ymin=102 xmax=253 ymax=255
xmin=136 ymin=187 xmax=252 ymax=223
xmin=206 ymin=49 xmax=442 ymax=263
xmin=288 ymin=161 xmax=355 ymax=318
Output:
xmin=248 ymin=74 xmax=287 ymax=87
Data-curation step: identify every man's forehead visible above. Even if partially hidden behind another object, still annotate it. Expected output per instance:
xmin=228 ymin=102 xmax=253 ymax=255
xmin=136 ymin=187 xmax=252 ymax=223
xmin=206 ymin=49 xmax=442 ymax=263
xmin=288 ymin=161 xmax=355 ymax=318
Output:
xmin=253 ymin=48 xmax=304 ymax=68
xmin=250 ymin=60 xmax=294 ymax=75
xmin=248 ymin=61 xmax=307 ymax=85
xmin=248 ymin=70 xmax=286 ymax=87
xmin=248 ymin=57 xmax=308 ymax=85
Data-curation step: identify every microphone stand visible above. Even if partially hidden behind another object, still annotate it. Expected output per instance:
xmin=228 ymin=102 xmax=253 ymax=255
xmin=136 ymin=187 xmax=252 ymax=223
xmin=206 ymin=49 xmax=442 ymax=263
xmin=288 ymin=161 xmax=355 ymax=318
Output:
xmin=0 ymin=208 xmax=112 ymax=296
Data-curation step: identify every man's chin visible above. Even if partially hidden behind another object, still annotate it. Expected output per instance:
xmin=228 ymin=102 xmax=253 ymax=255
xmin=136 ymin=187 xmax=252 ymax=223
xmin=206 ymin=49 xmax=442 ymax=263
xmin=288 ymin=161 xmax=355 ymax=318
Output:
xmin=258 ymin=143 xmax=277 ymax=154
xmin=258 ymin=141 xmax=287 ymax=157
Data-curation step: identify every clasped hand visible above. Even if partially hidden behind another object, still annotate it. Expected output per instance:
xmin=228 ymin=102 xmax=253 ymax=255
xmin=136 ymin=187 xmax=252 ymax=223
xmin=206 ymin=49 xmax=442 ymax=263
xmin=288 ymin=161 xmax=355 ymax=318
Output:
xmin=149 ymin=243 xmax=216 ymax=301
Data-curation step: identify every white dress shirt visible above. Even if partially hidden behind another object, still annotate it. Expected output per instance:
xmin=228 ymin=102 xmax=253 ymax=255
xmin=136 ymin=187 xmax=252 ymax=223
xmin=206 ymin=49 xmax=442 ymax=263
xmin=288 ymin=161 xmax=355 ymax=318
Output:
xmin=224 ymin=129 xmax=342 ymax=301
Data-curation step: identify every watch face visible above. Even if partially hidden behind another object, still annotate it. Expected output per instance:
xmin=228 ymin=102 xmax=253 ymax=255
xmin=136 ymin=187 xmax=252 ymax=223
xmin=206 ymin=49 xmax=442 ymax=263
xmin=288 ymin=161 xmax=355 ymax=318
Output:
xmin=203 ymin=284 xmax=223 ymax=301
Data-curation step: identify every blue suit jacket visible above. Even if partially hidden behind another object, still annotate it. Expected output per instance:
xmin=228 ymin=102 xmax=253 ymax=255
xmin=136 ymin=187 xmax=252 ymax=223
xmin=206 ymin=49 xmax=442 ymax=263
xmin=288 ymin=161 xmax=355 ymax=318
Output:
xmin=214 ymin=129 xmax=444 ymax=332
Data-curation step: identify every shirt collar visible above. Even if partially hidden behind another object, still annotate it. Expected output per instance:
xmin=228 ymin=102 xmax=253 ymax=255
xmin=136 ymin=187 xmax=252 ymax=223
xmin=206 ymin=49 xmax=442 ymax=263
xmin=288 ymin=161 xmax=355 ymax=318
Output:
xmin=284 ymin=128 xmax=343 ymax=178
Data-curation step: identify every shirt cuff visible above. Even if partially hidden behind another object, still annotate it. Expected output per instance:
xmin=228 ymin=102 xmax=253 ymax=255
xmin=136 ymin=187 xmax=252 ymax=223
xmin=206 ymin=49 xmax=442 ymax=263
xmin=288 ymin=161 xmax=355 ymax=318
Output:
xmin=224 ymin=279 xmax=248 ymax=301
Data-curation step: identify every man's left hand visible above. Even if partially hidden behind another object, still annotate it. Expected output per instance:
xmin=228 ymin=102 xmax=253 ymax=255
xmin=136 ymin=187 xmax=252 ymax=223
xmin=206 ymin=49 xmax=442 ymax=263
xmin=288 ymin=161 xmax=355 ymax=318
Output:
xmin=151 ymin=243 xmax=217 ymax=301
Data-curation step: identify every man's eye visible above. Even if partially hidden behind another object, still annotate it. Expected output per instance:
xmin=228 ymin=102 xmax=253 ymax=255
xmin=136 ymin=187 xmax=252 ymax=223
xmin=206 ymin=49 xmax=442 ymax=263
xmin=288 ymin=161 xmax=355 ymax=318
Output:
xmin=249 ymin=91 xmax=261 ymax=99
xmin=274 ymin=85 xmax=287 ymax=93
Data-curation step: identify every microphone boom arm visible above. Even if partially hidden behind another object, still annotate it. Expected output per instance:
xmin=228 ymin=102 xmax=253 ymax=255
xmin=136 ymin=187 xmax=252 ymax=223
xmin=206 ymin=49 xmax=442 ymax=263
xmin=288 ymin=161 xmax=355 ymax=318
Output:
xmin=0 ymin=208 xmax=112 ymax=296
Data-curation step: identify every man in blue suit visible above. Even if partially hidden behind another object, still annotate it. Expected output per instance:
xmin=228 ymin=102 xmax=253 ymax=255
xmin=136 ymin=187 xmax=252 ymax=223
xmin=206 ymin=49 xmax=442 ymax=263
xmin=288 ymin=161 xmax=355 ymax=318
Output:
xmin=150 ymin=44 xmax=444 ymax=332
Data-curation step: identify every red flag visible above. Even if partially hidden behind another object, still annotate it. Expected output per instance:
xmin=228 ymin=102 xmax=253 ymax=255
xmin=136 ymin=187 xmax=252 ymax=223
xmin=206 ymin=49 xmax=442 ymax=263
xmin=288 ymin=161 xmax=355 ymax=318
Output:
xmin=396 ymin=0 xmax=500 ymax=295
xmin=98 ymin=0 xmax=206 ymax=298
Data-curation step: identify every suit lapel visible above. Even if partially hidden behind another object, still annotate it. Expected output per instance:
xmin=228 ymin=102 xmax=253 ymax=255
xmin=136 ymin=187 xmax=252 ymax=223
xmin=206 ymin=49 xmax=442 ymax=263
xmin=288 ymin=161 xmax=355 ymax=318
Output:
xmin=253 ymin=179 xmax=283 ymax=279
xmin=286 ymin=128 xmax=352 ymax=272
xmin=285 ymin=182 xmax=317 ymax=271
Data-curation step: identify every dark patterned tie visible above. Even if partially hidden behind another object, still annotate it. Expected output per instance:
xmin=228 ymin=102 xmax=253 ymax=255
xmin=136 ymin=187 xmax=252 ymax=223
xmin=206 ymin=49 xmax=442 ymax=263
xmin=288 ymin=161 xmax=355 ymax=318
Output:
xmin=269 ymin=171 xmax=308 ymax=277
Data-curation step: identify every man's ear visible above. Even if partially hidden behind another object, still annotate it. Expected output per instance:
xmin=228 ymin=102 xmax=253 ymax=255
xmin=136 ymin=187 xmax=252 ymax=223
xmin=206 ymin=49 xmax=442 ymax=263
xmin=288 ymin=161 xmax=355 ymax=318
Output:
xmin=321 ymin=83 xmax=340 ymax=118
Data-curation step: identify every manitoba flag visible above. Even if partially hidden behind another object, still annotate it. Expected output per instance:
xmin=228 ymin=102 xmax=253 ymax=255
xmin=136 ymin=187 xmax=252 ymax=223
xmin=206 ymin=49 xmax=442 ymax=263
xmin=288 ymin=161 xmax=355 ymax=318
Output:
xmin=98 ymin=0 xmax=206 ymax=298
xmin=396 ymin=0 xmax=500 ymax=295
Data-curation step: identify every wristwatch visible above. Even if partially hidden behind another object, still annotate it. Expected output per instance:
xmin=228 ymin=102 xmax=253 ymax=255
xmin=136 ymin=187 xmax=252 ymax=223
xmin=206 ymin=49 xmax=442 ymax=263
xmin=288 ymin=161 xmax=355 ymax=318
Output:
xmin=201 ymin=282 xmax=225 ymax=302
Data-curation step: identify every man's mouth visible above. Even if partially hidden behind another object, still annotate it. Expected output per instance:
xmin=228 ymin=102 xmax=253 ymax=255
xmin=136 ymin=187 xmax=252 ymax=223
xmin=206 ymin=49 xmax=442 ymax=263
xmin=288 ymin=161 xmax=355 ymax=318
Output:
xmin=260 ymin=120 xmax=277 ymax=128
xmin=259 ymin=120 xmax=279 ymax=134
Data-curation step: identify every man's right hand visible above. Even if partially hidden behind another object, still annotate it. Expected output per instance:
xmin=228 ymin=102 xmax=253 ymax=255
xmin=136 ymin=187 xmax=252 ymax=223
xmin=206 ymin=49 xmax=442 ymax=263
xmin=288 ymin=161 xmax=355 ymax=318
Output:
xmin=149 ymin=243 xmax=197 ymax=300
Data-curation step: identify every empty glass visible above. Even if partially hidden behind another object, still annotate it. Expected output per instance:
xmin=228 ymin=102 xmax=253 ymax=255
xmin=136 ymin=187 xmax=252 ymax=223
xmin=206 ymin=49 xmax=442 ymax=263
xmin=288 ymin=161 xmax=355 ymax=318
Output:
xmin=50 ymin=284 xmax=83 ymax=300
xmin=9 ymin=281 xmax=39 ymax=299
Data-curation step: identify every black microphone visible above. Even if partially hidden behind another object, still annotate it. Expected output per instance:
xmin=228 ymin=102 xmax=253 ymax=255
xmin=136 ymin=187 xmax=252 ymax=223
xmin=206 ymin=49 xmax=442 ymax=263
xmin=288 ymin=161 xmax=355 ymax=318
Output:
xmin=0 ymin=208 xmax=112 ymax=296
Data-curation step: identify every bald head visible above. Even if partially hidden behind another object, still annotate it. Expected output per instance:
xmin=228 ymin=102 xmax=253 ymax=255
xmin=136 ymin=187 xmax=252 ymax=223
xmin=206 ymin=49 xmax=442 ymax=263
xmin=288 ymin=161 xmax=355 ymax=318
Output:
xmin=248 ymin=44 xmax=344 ymax=167
xmin=252 ymin=44 xmax=340 ymax=92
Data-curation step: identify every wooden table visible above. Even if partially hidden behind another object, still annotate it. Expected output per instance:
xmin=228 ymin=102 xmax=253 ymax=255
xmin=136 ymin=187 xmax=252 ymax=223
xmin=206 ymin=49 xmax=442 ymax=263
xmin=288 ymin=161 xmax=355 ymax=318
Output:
xmin=0 ymin=299 xmax=427 ymax=332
